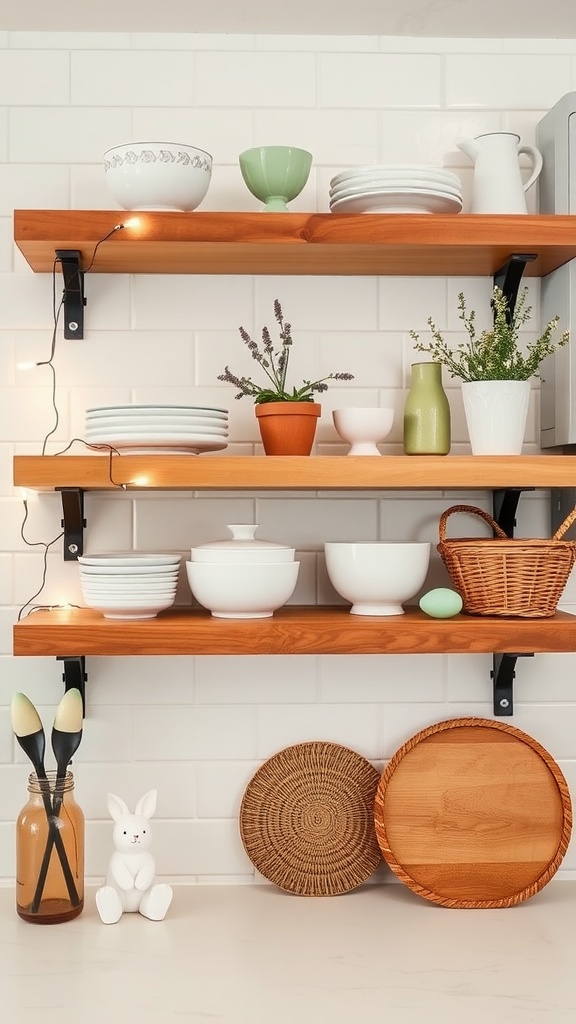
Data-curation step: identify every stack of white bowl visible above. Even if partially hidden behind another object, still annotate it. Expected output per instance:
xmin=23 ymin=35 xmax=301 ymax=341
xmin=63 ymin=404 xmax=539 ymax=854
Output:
xmin=186 ymin=524 xmax=299 ymax=618
xmin=329 ymin=164 xmax=463 ymax=214
xmin=78 ymin=552 xmax=181 ymax=619
xmin=85 ymin=404 xmax=229 ymax=454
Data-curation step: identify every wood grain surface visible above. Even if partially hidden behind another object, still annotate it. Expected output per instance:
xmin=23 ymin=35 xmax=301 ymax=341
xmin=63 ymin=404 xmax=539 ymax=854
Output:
xmin=14 ymin=454 xmax=576 ymax=492
xmin=14 ymin=211 xmax=576 ymax=277
xmin=374 ymin=718 xmax=572 ymax=908
xmin=12 ymin=606 xmax=576 ymax=657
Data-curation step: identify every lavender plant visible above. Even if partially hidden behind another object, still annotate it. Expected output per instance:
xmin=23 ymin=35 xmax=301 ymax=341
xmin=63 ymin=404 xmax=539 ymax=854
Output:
xmin=218 ymin=300 xmax=354 ymax=403
xmin=410 ymin=286 xmax=569 ymax=382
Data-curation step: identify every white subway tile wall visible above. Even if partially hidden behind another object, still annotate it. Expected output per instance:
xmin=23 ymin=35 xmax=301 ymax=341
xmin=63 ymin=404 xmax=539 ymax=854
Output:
xmin=1 ymin=32 xmax=575 ymax=885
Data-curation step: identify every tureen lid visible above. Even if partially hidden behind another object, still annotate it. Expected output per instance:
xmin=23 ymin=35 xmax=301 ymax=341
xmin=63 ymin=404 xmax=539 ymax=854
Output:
xmin=192 ymin=524 xmax=292 ymax=551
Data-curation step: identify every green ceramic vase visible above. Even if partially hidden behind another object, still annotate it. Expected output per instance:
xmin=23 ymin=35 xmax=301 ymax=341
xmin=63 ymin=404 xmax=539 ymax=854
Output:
xmin=403 ymin=361 xmax=451 ymax=455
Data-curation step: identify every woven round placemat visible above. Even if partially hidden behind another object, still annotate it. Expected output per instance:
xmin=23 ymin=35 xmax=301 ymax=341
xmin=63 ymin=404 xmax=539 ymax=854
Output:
xmin=240 ymin=741 xmax=381 ymax=896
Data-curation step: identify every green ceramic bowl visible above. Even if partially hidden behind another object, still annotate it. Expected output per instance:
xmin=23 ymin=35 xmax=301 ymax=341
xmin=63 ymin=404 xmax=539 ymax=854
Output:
xmin=239 ymin=146 xmax=313 ymax=211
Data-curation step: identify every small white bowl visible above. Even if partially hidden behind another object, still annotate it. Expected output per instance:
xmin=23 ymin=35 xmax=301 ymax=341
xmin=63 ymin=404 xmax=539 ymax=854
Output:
xmin=103 ymin=142 xmax=212 ymax=211
xmin=186 ymin=560 xmax=299 ymax=618
xmin=324 ymin=542 xmax=431 ymax=615
xmin=332 ymin=408 xmax=394 ymax=455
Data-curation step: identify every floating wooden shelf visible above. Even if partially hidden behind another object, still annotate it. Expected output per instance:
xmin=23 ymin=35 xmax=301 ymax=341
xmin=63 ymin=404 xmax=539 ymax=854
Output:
xmin=13 ymin=454 xmax=576 ymax=492
xmin=13 ymin=212 xmax=576 ymax=699
xmin=13 ymin=211 xmax=576 ymax=277
xmin=13 ymin=606 xmax=576 ymax=658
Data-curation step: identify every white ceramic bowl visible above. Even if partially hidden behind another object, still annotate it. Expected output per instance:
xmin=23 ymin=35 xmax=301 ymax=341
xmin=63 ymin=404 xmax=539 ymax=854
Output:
xmin=324 ymin=542 xmax=431 ymax=615
xmin=190 ymin=524 xmax=295 ymax=564
xmin=78 ymin=553 xmax=181 ymax=566
xmin=83 ymin=596 xmax=176 ymax=619
xmin=185 ymin=560 xmax=299 ymax=618
xmin=79 ymin=589 xmax=176 ymax=598
xmin=332 ymin=407 xmax=394 ymax=455
xmin=103 ymin=142 xmax=212 ymax=211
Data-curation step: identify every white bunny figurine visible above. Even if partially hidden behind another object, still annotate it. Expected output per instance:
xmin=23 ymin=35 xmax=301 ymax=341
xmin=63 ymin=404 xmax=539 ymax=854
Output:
xmin=95 ymin=789 xmax=173 ymax=925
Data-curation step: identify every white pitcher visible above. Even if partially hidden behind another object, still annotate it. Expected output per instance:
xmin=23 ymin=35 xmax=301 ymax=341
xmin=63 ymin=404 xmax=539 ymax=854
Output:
xmin=456 ymin=132 xmax=543 ymax=214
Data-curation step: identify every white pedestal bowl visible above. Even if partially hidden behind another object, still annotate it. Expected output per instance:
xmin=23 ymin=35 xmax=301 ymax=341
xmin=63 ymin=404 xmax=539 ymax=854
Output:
xmin=332 ymin=407 xmax=394 ymax=455
xmin=324 ymin=542 xmax=431 ymax=615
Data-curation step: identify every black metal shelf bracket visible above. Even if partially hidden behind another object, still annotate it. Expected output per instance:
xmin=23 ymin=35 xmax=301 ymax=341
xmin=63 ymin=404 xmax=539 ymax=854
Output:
xmin=56 ymin=249 xmax=86 ymax=339
xmin=57 ymin=656 xmax=87 ymax=716
xmin=492 ymin=487 xmax=534 ymax=537
xmin=493 ymin=253 xmax=537 ymax=321
xmin=492 ymin=652 xmax=534 ymax=716
xmin=58 ymin=487 xmax=86 ymax=560
xmin=490 ymin=489 xmax=536 ymax=715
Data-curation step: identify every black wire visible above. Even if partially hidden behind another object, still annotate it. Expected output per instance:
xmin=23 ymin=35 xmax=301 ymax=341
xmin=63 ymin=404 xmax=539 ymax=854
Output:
xmin=52 ymin=438 xmax=127 ymax=489
xmin=17 ymin=500 xmax=66 ymax=621
xmin=19 ymin=224 xmax=128 ymax=618
xmin=39 ymin=225 xmax=125 ymax=455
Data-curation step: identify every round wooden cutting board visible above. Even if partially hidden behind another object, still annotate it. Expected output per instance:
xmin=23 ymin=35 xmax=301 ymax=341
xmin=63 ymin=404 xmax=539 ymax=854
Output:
xmin=374 ymin=717 xmax=572 ymax=908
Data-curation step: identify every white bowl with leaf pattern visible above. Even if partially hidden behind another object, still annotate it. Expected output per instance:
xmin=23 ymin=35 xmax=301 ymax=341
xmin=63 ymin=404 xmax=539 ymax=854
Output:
xmin=103 ymin=142 xmax=212 ymax=211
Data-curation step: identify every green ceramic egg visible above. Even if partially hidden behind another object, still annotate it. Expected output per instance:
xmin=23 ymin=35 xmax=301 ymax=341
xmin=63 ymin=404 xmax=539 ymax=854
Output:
xmin=419 ymin=588 xmax=463 ymax=619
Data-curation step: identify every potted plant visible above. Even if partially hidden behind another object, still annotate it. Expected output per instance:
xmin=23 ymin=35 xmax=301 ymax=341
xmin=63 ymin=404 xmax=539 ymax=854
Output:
xmin=409 ymin=286 xmax=569 ymax=454
xmin=218 ymin=300 xmax=354 ymax=455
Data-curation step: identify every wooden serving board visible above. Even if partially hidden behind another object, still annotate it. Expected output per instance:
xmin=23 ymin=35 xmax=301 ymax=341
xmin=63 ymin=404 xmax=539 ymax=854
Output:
xmin=374 ymin=718 xmax=572 ymax=908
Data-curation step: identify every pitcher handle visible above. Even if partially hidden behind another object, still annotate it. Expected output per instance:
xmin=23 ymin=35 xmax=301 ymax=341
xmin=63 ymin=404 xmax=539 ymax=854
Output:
xmin=518 ymin=145 xmax=543 ymax=193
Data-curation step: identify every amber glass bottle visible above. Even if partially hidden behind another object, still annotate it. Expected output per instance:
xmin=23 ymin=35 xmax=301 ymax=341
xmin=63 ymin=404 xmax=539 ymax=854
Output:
xmin=16 ymin=771 xmax=84 ymax=924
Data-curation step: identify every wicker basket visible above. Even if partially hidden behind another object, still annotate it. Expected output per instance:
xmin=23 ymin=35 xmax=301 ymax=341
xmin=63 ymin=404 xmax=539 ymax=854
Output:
xmin=437 ymin=503 xmax=576 ymax=618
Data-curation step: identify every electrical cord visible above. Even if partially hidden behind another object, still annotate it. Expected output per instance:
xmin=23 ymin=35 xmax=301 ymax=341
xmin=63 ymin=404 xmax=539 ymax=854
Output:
xmin=18 ymin=224 xmax=130 ymax=618
xmin=17 ymin=500 xmax=75 ymax=622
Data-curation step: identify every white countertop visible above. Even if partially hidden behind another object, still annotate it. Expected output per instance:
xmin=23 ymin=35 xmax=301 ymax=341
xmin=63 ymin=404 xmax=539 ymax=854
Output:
xmin=2 ymin=882 xmax=576 ymax=1023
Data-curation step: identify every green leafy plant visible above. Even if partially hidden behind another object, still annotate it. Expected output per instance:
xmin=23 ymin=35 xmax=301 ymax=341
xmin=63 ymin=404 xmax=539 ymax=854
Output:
xmin=218 ymin=300 xmax=354 ymax=404
xmin=410 ymin=286 xmax=569 ymax=382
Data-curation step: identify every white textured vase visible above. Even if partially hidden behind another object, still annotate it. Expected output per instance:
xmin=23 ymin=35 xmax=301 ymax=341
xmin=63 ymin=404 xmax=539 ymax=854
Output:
xmin=461 ymin=380 xmax=531 ymax=455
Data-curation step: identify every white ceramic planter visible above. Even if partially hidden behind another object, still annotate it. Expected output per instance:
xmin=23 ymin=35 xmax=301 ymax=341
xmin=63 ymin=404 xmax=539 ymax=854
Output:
xmin=461 ymin=380 xmax=531 ymax=455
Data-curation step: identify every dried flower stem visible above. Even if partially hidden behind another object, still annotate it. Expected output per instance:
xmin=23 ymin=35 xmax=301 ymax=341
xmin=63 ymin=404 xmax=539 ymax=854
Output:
xmin=218 ymin=300 xmax=354 ymax=403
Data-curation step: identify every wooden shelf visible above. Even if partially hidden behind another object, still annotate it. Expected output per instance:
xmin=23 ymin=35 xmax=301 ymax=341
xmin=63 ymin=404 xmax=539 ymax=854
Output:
xmin=13 ymin=211 xmax=576 ymax=277
xmin=13 ymin=454 xmax=576 ymax=492
xmin=13 ymin=606 xmax=576 ymax=657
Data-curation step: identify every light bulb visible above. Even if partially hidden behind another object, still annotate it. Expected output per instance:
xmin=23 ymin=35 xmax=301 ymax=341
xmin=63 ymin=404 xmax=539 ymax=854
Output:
xmin=17 ymin=361 xmax=39 ymax=371
xmin=130 ymin=475 xmax=150 ymax=487
xmin=19 ymin=488 xmax=37 ymax=502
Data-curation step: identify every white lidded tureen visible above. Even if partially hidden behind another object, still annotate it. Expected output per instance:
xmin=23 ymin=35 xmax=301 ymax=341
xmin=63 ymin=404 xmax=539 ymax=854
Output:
xmin=186 ymin=525 xmax=299 ymax=617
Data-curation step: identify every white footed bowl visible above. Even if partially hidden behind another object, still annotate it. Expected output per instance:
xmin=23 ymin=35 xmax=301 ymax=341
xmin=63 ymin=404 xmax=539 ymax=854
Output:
xmin=324 ymin=542 xmax=431 ymax=615
xmin=186 ymin=560 xmax=300 ymax=618
xmin=332 ymin=407 xmax=394 ymax=455
xmin=104 ymin=142 xmax=212 ymax=211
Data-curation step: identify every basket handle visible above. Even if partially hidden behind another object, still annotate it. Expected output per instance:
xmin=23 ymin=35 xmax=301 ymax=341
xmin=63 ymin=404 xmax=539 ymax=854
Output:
xmin=552 ymin=504 xmax=576 ymax=540
xmin=438 ymin=504 xmax=509 ymax=542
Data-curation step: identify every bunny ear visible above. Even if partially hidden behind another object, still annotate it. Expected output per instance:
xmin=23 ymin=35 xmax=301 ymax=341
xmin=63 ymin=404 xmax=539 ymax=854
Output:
xmin=107 ymin=793 xmax=130 ymax=821
xmin=135 ymin=789 xmax=157 ymax=819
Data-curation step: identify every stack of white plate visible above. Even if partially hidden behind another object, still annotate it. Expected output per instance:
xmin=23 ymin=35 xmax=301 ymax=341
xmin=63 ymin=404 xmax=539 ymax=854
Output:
xmin=329 ymin=164 xmax=463 ymax=215
xmin=78 ymin=552 xmax=181 ymax=619
xmin=85 ymin=404 xmax=229 ymax=454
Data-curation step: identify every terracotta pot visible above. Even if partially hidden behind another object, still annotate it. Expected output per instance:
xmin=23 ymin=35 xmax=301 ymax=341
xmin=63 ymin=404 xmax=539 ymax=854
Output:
xmin=255 ymin=402 xmax=321 ymax=455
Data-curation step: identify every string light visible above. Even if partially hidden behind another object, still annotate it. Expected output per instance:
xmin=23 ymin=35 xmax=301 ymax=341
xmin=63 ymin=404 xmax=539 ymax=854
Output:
xmin=17 ymin=497 xmax=70 ymax=621
xmin=18 ymin=222 xmax=138 ymax=618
